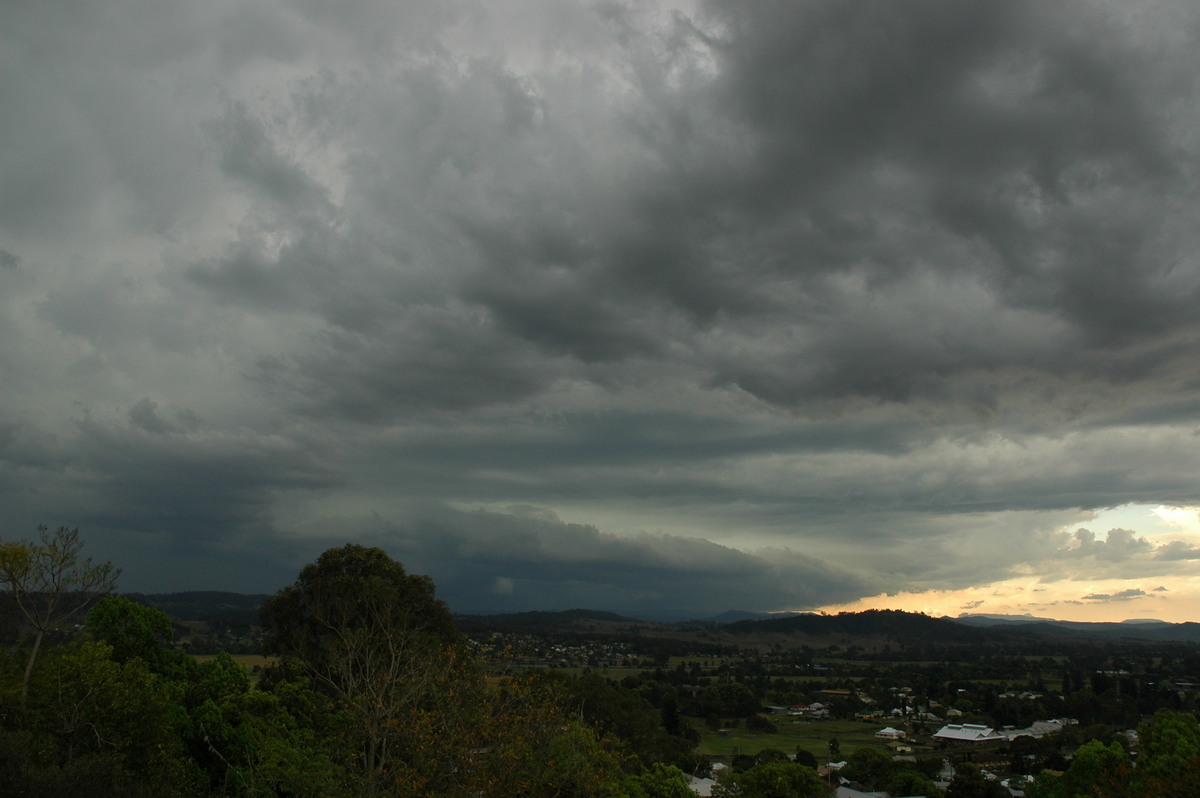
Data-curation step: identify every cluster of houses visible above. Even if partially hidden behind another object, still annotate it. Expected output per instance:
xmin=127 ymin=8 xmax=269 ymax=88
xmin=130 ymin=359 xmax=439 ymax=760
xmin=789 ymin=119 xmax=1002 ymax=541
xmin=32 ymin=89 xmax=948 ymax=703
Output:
xmin=466 ymin=633 xmax=640 ymax=669
xmin=764 ymin=701 xmax=833 ymax=719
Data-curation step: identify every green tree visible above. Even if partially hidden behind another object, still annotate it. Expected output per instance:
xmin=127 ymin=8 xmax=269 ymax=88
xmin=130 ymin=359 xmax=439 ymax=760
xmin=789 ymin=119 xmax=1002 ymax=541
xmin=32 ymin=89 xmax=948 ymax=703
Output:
xmin=755 ymin=748 xmax=791 ymax=765
xmin=886 ymin=767 xmax=943 ymax=798
xmin=792 ymin=748 xmax=818 ymax=769
xmin=845 ymin=745 xmax=894 ymax=789
xmin=0 ymin=526 xmax=119 ymax=707
xmin=15 ymin=640 xmax=192 ymax=795
xmin=453 ymin=673 xmax=630 ymax=798
xmin=622 ymin=762 xmax=695 ymax=798
xmin=946 ymin=762 xmax=1008 ymax=798
xmin=1133 ymin=709 xmax=1200 ymax=797
xmin=701 ymin=681 xmax=760 ymax=718
xmin=746 ymin=714 xmax=778 ymax=733
xmin=1037 ymin=739 xmax=1129 ymax=798
xmin=85 ymin=594 xmax=176 ymax=669
xmin=543 ymin=671 xmax=698 ymax=769
xmin=197 ymin=686 xmax=346 ymax=797
xmin=261 ymin=545 xmax=463 ymax=798
xmin=713 ymin=761 xmax=825 ymax=798
xmin=188 ymin=649 xmax=252 ymax=707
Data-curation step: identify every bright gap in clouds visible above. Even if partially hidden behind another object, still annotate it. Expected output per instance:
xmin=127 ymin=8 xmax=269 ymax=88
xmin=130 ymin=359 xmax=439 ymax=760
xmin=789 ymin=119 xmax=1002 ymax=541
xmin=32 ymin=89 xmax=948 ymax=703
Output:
xmin=1098 ymin=503 xmax=1200 ymax=539
xmin=812 ymin=504 xmax=1200 ymax=624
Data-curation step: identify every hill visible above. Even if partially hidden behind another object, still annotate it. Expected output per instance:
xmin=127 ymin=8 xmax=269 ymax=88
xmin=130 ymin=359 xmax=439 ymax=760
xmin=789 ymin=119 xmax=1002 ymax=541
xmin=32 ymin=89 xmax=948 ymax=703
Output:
xmin=453 ymin=608 xmax=649 ymax=635
xmin=955 ymin=613 xmax=1200 ymax=643
xmin=726 ymin=609 xmax=997 ymax=642
xmin=116 ymin=592 xmax=1200 ymax=648
xmin=124 ymin=591 xmax=270 ymax=624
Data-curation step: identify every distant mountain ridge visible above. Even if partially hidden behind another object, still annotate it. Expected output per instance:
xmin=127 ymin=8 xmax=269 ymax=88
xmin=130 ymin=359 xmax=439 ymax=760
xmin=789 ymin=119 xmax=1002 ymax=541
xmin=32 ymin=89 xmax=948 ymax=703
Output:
xmin=123 ymin=591 xmax=271 ymax=621
xmin=954 ymin=612 xmax=1200 ymax=642
xmin=722 ymin=608 xmax=1004 ymax=644
xmin=118 ymin=593 xmax=1200 ymax=644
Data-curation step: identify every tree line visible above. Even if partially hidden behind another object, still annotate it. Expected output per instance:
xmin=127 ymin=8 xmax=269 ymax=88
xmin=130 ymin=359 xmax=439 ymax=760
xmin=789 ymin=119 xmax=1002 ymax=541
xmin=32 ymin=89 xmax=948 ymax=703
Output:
xmin=1 ymin=528 xmax=702 ymax=796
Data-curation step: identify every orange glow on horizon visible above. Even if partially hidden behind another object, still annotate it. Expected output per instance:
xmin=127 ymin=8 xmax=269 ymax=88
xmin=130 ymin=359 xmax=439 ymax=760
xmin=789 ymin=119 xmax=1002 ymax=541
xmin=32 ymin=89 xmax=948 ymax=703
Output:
xmin=809 ymin=576 xmax=1200 ymax=624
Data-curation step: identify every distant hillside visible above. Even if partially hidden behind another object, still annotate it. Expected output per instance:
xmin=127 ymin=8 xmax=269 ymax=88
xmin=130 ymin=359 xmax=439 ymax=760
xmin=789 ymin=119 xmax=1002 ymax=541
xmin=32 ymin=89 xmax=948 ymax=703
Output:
xmin=956 ymin=613 xmax=1200 ymax=643
xmin=111 ymin=594 xmax=1200 ymax=647
xmin=721 ymin=609 xmax=1004 ymax=644
xmin=123 ymin=591 xmax=270 ymax=623
xmin=954 ymin=613 xmax=1058 ymax=624
xmin=454 ymin=608 xmax=647 ymax=635
xmin=709 ymin=610 xmax=796 ymax=624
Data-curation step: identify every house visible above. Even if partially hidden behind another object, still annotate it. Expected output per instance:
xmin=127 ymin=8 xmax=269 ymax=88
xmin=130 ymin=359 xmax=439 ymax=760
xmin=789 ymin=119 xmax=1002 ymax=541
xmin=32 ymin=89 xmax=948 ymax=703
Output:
xmin=933 ymin=723 xmax=1007 ymax=744
xmin=875 ymin=726 xmax=907 ymax=740
xmin=1004 ymin=718 xmax=1078 ymax=741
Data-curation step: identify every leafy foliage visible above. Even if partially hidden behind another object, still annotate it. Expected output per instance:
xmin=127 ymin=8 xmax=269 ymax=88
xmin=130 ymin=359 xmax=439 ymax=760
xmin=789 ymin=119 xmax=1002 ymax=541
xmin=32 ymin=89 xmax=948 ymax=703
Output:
xmin=86 ymin=594 xmax=178 ymax=669
xmin=260 ymin=544 xmax=465 ymax=796
xmin=713 ymin=760 xmax=826 ymax=798
xmin=539 ymin=670 xmax=700 ymax=769
xmin=1136 ymin=707 xmax=1200 ymax=794
xmin=0 ymin=525 xmax=120 ymax=705
xmin=1026 ymin=712 xmax=1200 ymax=798
xmin=945 ymin=762 xmax=1008 ymax=798
xmin=15 ymin=640 xmax=193 ymax=795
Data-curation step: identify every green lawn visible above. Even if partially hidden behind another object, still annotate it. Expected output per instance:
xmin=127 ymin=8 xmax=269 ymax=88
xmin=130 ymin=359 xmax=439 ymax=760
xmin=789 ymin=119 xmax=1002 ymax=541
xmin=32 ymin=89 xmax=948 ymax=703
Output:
xmin=193 ymin=654 xmax=276 ymax=669
xmin=696 ymin=717 xmax=904 ymax=761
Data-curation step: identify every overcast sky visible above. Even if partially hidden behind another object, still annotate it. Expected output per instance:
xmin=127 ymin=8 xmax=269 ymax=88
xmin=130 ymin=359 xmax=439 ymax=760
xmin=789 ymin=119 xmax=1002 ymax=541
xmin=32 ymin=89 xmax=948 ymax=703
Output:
xmin=3 ymin=0 xmax=1200 ymax=621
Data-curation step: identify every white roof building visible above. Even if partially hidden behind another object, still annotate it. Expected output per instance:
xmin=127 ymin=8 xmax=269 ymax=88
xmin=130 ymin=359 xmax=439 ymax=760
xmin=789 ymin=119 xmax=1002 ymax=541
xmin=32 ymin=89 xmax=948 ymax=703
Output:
xmin=835 ymin=788 xmax=888 ymax=798
xmin=933 ymin=723 xmax=1007 ymax=744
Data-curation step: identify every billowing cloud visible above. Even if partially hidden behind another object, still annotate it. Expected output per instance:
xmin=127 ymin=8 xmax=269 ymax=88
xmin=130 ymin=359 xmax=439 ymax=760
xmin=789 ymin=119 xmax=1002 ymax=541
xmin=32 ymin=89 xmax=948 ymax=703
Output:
xmin=2 ymin=0 xmax=1199 ymax=618
xmin=1081 ymin=588 xmax=1150 ymax=603
xmin=1157 ymin=541 xmax=1200 ymax=561
xmin=1060 ymin=528 xmax=1153 ymax=561
xmin=1010 ymin=527 xmax=1200 ymax=584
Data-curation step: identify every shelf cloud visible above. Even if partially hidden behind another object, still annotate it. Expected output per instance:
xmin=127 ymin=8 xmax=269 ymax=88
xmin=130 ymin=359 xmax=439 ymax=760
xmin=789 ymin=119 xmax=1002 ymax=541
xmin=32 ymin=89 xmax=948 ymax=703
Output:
xmin=2 ymin=0 xmax=1199 ymax=619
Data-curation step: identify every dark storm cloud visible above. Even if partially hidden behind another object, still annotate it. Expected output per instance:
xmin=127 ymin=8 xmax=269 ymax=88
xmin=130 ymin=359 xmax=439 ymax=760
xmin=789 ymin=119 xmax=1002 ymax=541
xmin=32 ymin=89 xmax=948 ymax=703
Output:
xmin=72 ymin=410 xmax=336 ymax=540
xmin=311 ymin=503 xmax=880 ymax=616
xmin=185 ymin=0 xmax=1200 ymax=423
xmin=212 ymin=103 xmax=332 ymax=212
xmin=677 ymin=0 xmax=1197 ymax=406
xmin=3 ymin=0 xmax=1200 ymax=613
xmin=129 ymin=398 xmax=201 ymax=436
xmin=270 ymin=310 xmax=563 ymax=420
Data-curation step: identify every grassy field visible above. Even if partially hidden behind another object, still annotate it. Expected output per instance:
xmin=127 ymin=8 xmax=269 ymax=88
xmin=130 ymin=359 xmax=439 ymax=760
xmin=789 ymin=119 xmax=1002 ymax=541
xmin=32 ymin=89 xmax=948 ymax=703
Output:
xmin=696 ymin=717 xmax=903 ymax=761
xmin=193 ymin=654 xmax=275 ymax=668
